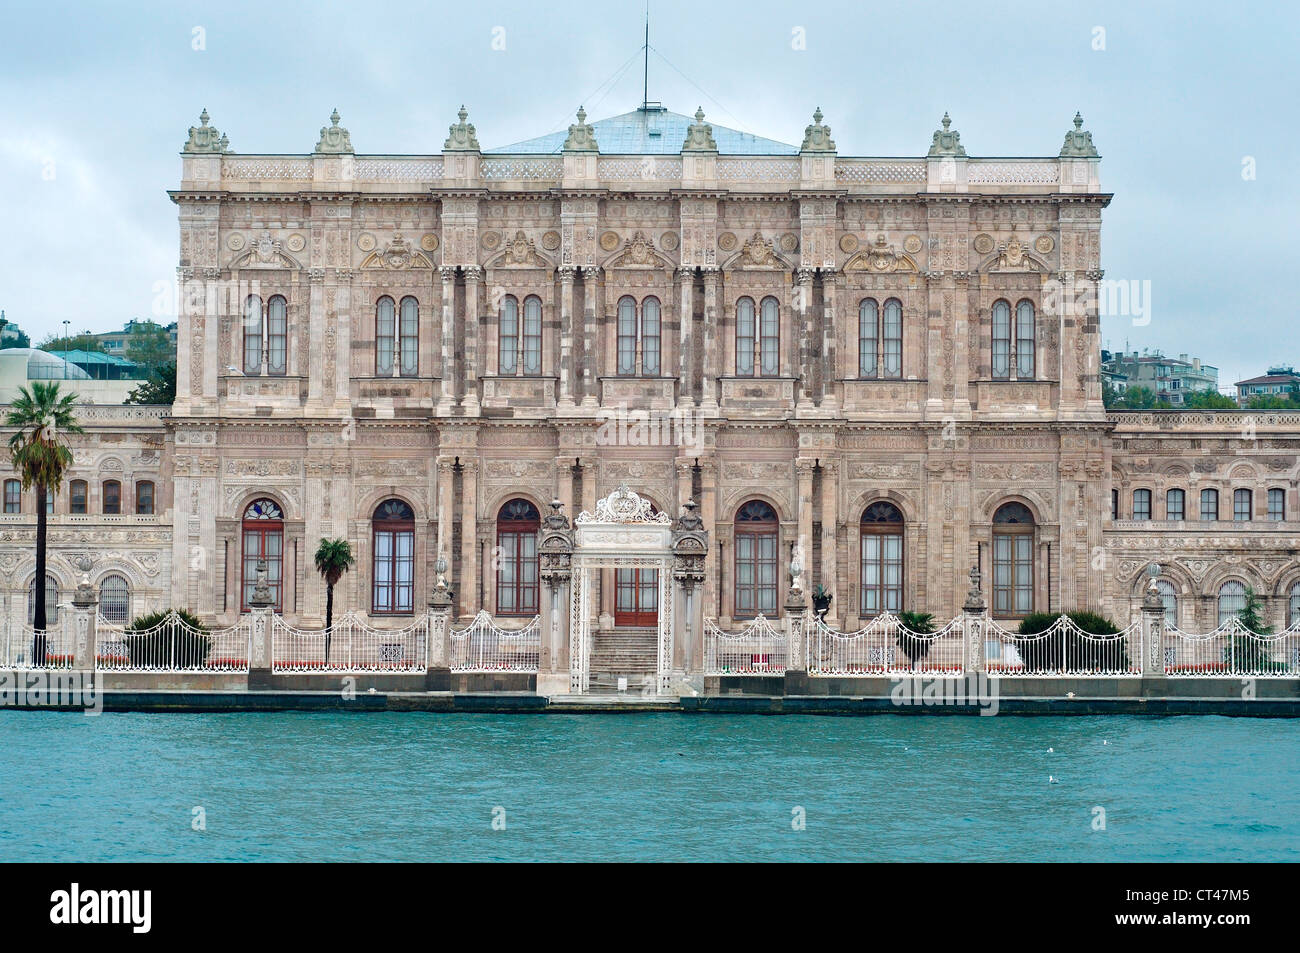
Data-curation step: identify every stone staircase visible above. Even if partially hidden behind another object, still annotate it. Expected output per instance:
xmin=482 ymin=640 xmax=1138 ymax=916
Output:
xmin=587 ymin=627 xmax=657 ymax=693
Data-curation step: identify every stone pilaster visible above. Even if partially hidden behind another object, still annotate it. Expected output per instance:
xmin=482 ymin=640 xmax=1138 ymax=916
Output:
xmin=459 ymin=460 xmax=478 ymax=618
xmin=795 ymin=267 xmax=815 ymax=410
xmin=438 ymin=267 xmax=457 ymax=409
xmin=558 ymin=266 xmax=577 ymax=407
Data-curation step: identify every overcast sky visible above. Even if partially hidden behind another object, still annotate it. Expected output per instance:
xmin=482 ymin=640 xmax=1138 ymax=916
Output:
xmin=0 ymin=0 xmax=1294 ymax=388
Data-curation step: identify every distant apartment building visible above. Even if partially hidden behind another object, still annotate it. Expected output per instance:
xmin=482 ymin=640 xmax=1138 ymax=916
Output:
xmin=89 ymin=319 xmax=178 ymax=358
xmin=1101 ymin=349 xmax=1218 ymax=405
xmin=1236 ymin=366 xmax=1300 ymax=405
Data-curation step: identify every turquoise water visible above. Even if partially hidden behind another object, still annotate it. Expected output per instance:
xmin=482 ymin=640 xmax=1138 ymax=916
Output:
xmin=1 ymin=712 xmax=1297 ymax=862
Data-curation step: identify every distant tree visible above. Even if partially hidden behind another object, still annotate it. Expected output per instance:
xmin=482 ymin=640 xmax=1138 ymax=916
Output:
xmin=1182 ymin=389 xmax=1238 ymax=409
xmin=1106 ymin=385 xmax=1174 ymax=410
xmin=124 ymin=320 xmax=174 ymax=369
xmin=1246 ymin=390 xmax=1300 ymax=410
xmin=4 ymin=329 xmax=30 ymax=348
xmin=36 ymin=331 xmax=104 ymax=353
xmin=314 ymin=538 xmax=356 ymax=660
xmin=1227 ymin=586 xmax=1282 ymax=672
xmin=125 ymin=361 xmax=177 ymax=405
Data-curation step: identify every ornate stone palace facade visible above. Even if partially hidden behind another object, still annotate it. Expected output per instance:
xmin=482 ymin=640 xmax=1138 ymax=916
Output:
xmin=4 ymin=104 xmax=1300 ymax=645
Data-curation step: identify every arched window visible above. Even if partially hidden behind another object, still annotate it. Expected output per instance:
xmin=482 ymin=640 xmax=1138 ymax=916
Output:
xmin=372 ymin=499 xmax=415 ymax=615
xmin=642 ymin=297 xmax=661 ymax=376
xmin=857 ymin=298 xmax=903 ymax=379
xmin=243 ymin=294 xmax=263 ymax=374
xmin=736 ymin=297 xmax=756 ymax=376
xmin=99 ymin=573 xmax=130 ymax=624
xmin=27 ymin=573 xmax=58 ymax=625
xmin=399 ymin=296 xmax=419 ymax=376
xmin=102 ymin=480 xmax=121 ymax=515
xmin=499 ymin=295 xmax=519 ymax=374
xmin=496 ymin=499 xmax=540 ymax=616
xmin=522 ymin=296 xmax=542 ymax=376
xmin=992 ymin=502 xmax=1035 ymax=618
xmin=860 ymin=501 xmax=903 ymax=616
xmin=3 ymin=479 xmax=19 ymax=513
xmin=1289 ymin=582 xmax=1300 ymax=627
xmin=759 ymin=296 xmax=780 ymax=376
xmin=1154 ymin=579 xmax=1177 ymax=628
xmin=617 ymin=296 xmax=637 ymax=376
xmin=135 ymin=480 xmax=155 ymax=515
xmin=992 ymin=300 xmax=1011 ymax=380
xmin=1111 ymin=488 xmax=1119 ymax=519
xmin=858 ymin=299 xmax=878 ymax=378
xmin=376 ymin=296 xmax=396 ymax=375
xmin=70 ymin=480 xmax=87 ymax=514
xmin=1268 ymin=488 xmax=1286 ymax=521
xmin=1132 ymin=489 xmax=1151 ymax=520
xmin=734 ymin=500 xmax=778 ymax=619
xmin=1016 ymin=300 xmax=1036 ymax=379
xmin=1200 ymin=488 xmax=1219 ymax=521
xmin=1233 ymin=488 xmax=1253 ymax=521
xmin=241 ymin=498 xmax=283 ymax=612
xmin=1166 ymin=488 xmax=1185 ymax=521
xmin=266 ymin=295 xmax=287 ymax=375
xmin=1217 ymin=580 xmax=1247 ymax=627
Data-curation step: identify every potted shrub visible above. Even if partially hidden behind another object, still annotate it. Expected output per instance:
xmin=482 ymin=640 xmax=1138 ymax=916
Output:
xmin=811 ymin=584 xmax=832 ymax=619
xmin=896 ymin=611 xmax=937 ymax=668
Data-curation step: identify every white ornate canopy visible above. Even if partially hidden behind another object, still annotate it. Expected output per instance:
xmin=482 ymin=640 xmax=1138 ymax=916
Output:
xmin=575 ymin=483 xmax=672 ymax=526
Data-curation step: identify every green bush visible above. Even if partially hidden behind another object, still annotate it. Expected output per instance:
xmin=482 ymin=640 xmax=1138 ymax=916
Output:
xmin=127 ymin=608 xmax=207 ymax=632
xmin=1015 ymin=610 xmax=1126 ymax=672
xmin=896 ymin=611 xmax=937 ymax=665
xmin=1018 ymin=610 xmax=1119 ymax=636
xmin=125 ymin=608 xmax=211 ymax=667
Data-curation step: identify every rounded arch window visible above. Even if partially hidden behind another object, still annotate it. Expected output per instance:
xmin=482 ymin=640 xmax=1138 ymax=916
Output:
xmin=27 ymin=573 xmax=58 ymax=625
xmin=860 ymin=502 xmax=903 ymax=616
xmin=1217 ymin=580 xmax=1247 ymax=627
xmin=496 ymin=499 xmax=540 ymax=616
xmin=372 ymin=498 xmax=415 ymax=614
xmin=1154 ymin=578 xmax=1177 ymax=628
xmin=241 ymin=497 xmax=284 ymax=611
xmin=992 ymin=502 xmax=1035 ymax=618
xmin=99 ymin=573 xmax=131 ymax=624
xmin=376 ymin=296 xmax=396 ymax=375
xmin=734 ymin=500 xmax=778 ymax=618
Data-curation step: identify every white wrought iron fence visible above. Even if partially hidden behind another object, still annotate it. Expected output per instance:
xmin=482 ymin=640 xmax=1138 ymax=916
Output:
xmin=1164 ymin=619 xmax=1300 ymax=677
xmin=450 ymin=611 xmax=540 ymax=672
xmin=704 ymin=614 xmax=788 ymax=675
xmin=984 ymin=617 xmax=1140 ymax=677
xmin=272 ymin=612 xmax=427 ymax=673
xmin=807 ymin=612 xmax=965 ymax=677
xmin=94 ymin=611 xmax=251 ymax=673
xmin=0 ymin=617 xmax=76 ymax=669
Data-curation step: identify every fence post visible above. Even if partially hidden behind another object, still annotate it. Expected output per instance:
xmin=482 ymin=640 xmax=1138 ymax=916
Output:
xmin=783 ymin=575 xmax=810 ymax=694
xmin=1140 ymin=574 xmax=1166 ymax=678
xmin=71 ymin=574 xmax=98 ymax=671
xmin=962 ymin=565 xmax=986 ymax=675
xmin=426 ymin=573 xmax=454 ymax=691
xmin=247 ymin=558 xmax=275 ymax=683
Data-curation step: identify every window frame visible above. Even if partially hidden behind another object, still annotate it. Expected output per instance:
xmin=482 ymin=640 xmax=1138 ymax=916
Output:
xmin=102 ymin=479 xmax=121 ymax=515
xmin=1200 ymin=488 xmax=1219 ymax=521
xmin=375 ymin=295 xmax=396 ymax=376
xmin=1132 ymin=489 xmax=1151 ymax=521
xmin=859 ymin=502 xmax=904 ymax=617
xmin=99 ymin=573 xmax=131 ymax=624
xmin=733 ymin=500 xmax=779 ymax=620
xmin=991 ymin=502 xmax=1035 ymax=619
xmin=1268 ymin=487 xmax=1285 ymax=521
xmin=240 ymin=498 xmax=284 ymax=613
xmin=3 ymin=479 xmax=19 ymax=514
xmin=371 ymin=499 xmax=416 ymax=615
xmin=1166 ymin=488 xmax=1185 ymax=521
xmin=495 ymin=499 xmax=540 ymax=617
xmin=1233 ymin=488 xmax=1253 ymax=522
xmin=69 ymin=480 xmax=88 ymax=515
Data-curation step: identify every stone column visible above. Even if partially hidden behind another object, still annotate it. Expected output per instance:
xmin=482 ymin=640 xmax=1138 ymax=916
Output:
xmin=678 ymin=268 xmax=694 ymax=406
xmin=1140 ymin=571 xmax=1167 ymax=677
xmin=438 ymin=266 xmax=457 ymax=410
xmin=819 ymin=458 xmax=839 ymax=628
xmin=962 ymin=565 xmax=986 ymax=675
xmin=70 ymin=574 xmax=98 ymax=671
xmin=462 ymin=266 xmax=481 ymax=412
xmin=784 ymin=578 xmax=809 ymax=695
xmin=556 ymin=456 xmax=575 ymax=517
xmin=248 ymin=558 xmax=275 ymax=674
xmin=795 ymin=267 xmax=815 ymax=409
xmin=426 ymin=574 xmax=453 ymax=690
xmin=558 ymin=266 xmax=577 ymax=407
xmin=820 ymin=269 xmax=839 ymax=410
xmin=701 ymin=266 xmax=720 ymax=408
xmin=459 ymin=461 xmax=478 ymax=619
xmin=795 ymin=458 xmax=816 ymax=581
xmin=580 ymin=268 xmax=599 ymax=408
xmin=699 ymin=459 xmax=718 ymax=622
xmin=578 ymin=457 xmax=599 ymax=625
xmin=435 ymin=457 xmax=455 ymax=571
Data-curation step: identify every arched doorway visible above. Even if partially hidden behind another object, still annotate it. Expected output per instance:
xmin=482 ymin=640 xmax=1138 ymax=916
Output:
xmin=241 ymin=498 xmax=284 ymax=611
xmin=614 ymin=500 xmax=661 ymax=627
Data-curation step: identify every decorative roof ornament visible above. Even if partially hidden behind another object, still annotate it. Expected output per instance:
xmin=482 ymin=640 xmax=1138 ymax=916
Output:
xmin=182 ymin=108 xmax=229 ymax=154
xmin=681 ymin=106 xmax=718 ymax=153
xmin=927 ymin=112 xmax=966 ymax=157
xmin=443 ymin=105 xmax=480 ymax=151
xmin=799 ymin=107 xmax=836 ymax=153
xmin=1059 ymin=111 xmax=1099 ymax=157
xmin=314 ymin=107 xmax=354 ymax=154
xmin=562 ymin=106 xmax=599 ymax=153
xmin=575 ymin=483 xmax=672 ymax=525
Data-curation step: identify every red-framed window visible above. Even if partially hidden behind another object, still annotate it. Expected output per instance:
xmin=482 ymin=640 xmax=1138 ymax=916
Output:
xmin=372 ymin=499 xmax=415 ymax=614
xmin=495 ymin=498 xmax=539 ymax=616
xmin=734 ymin=500 xmax=778 ymax=618
xmin=241 ymin=498 xmax=284 ymax=612
xmin=860 ymin=501 xmax=903 ymax=616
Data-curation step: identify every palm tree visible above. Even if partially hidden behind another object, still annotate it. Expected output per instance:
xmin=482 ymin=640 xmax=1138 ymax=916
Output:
xmin=5 ymin=382 xmax=84 ymax=661
xmin=314 ymin=538 xmax=355 ymax=661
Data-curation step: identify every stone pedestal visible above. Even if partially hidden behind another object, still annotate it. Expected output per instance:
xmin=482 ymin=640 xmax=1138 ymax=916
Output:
xmin=70 ymin=580 xmax=98 ymax=671
xmin=1140 ymin=581 xmax=1167 ymax=677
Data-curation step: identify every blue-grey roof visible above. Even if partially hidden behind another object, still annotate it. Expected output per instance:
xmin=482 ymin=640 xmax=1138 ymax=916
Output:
xmin=485 ymin=107 xmax=798 ymax=155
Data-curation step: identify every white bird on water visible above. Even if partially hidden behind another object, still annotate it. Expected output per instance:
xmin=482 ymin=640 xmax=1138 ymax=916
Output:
xmin=1048 ymin=776 xmax=1059 ymax=784
xmin=1047 ymin=747 xmax=1054 ymax=753
xmin=1102 ymin=739 xmax=1109 ymax=745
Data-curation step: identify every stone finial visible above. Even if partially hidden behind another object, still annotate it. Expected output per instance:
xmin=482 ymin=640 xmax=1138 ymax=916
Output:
xmin=1142 ymin=562 xmax=1164 ymax=610
xmin=800 ymin=106 xmax=836 ymax=153
xmin=927 ymin=111 xmax=966 ymax=157
xmin=249 ymin=557 xmax=274 ymax=608
xmin=1059 ymin=111 xmax=1099 ymax=157
xmin=314 ymin=107 xmax=354 ymax=154
xmin=182 ymin=108 xmax=230 ymax=154
xmin=443 ymin=105 xmax=480 ymax=151
xmin=962 ymin=564 xmax=986 ymax=612
xmin=562 ymin=106 xmax=599 ymax=153
xmin=681 ymin=106 xmax=718 ymax=153
xmin=72 ymin=554 xmax=97 ymax=607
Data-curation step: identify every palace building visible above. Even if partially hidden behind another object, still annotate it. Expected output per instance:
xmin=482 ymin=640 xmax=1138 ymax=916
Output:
xmin=4 ymin=103 xmax=1300 ymax=677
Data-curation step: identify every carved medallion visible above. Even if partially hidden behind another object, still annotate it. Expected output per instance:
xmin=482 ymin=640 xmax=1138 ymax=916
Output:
xmin=1034 ymin=234 xmax=1055 ymax=254
xmin=659 ymin=231 xmax=679 ymax=251
xmin=420 ymin=233 xmax=439 ymax=252
xmin=599 ymin=230 xmax=621 ymax=252
xmin=838 ymin=233 xmax=859 ymax=253
xmin=780 ymin=233 xmax=799 ymax=253
xmin=286 ymin=233 xmax=306 ymax=252
xmin=357 ymin=233 xmax=377 ymax=251
xmin=541 ymin=230 xmax=561 ymax=251
xmin=903 ymin=234 xmax=923 ymax=254
xmin=973 ymin=233 xmax=994 ymax=255
xmin=226 ymin=233 xmax=245 ymax=251
xmin=718 ymin=231 xmax=738 ymax=252
xmin=481 ymin=230 xmax=502 ymax=250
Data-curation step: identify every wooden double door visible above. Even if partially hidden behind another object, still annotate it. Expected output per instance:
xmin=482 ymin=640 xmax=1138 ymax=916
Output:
xmin=614 ymin=568 xmax=659 ymax=627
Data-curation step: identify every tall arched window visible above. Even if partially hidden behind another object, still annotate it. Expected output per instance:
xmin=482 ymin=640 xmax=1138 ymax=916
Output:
xmin=1269 ymin=488 xmax=1286 ymax=521
xmin=102 ymin=480 xmax=121 ymax=515
xmin=860 ymin=501 xmax=904 ymax=616
xmin=1155 ymin=579 xmax=1177 ymax=628
xmin=617 ymin=296 xmax=637 ymax=376
xmin=1132 ymin=489 xmax=1151 ymax=520
xmin=1166 ymin=488 xmax=1185 ymax=521
xmin=858 ymin=299 xmax=878 ymax=378
xmin=266 ymin=295 xmax=287 ymax=375
xmin=734 ymin=500 xmax=778 ymax=619
xmin=27 ymin=574 xmax=58 ymax=625
xmin=759 ymin=296 xmax=780 ymax=376
xmin=3 ymin=479 xmax=19 ymax=513
xmin=1289 ymin=582 xmax=1300 ymax=627
xmin=99 ymin=573 xmax=130 ymax=624
xmin=499 ymin=295 xmax=519 ymax=374
xmin=617 ymin=296 xmax=662 ymax=377
xmin=992 ymin=502 xmax=1035 ymax=618
xmin=642 ymin=296 xmax=661 ymax=376
xmin=1016 ymin=300 xmax=1036 ymax=379
xmin=243 ymin=294 xmax=263 ymax=374
xmin=1234 ymin=488 xmax=1253 ymax=521
xmin=522 ymin=296 xmax=542 ymax=376
xmin=69 ymin=480 xmax=87 ymax=515
xmin=399 ymin=296 xmax=419 ymax=376
xmin=241 ymin=498 xmax=284 ymax=612
xmin=736 ymin=297 xmax=756 ymax=376
xmin=992 ymin=300 xmax=1011 ymax=380
xmin=1201 ymin=488 xmax=1219 ymax=521
xmin=375 ymin=296 xmax=396 ymax=375
xmin=496 ymin=499 xmax=540 ymax=616
xmin=135 ymin=480 xmax=155 ymax=515
xmin=1217 ymin=580 xmax=1247 ymax=627
xmin=372 ymin=499 xmax=415 ymax=615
